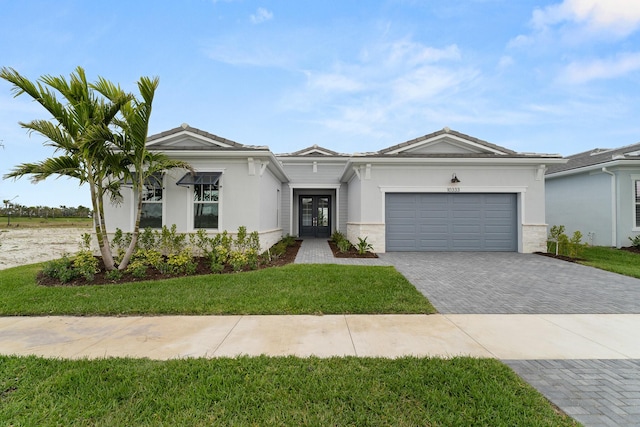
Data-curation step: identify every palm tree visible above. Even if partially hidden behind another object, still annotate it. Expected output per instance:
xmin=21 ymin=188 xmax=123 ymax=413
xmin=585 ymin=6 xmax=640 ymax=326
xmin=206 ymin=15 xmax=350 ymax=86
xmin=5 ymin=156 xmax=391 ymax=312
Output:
xmin=0 ymin=66 xmax=131 ymax=270
xmin=93 ymin=76 xmax=191 ymax=270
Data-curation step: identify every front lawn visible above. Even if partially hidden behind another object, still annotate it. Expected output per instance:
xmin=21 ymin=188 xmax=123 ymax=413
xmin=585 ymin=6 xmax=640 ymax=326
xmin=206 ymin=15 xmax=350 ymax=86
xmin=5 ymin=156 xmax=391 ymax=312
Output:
xmin=579 ymin=246 xmax=640 ymax=278
xmin=0 ymin=355 xmax=578 ymax=426
xmin=0 ymin=263 xmax=435 ymax=315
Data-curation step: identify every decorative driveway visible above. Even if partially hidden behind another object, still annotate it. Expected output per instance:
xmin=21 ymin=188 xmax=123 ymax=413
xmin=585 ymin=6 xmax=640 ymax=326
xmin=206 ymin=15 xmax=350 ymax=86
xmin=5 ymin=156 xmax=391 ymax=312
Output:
xmin=380 ymin=251 xmax=640 ymax=426
xmin=379 ymin=252 xmax=640 ymax=314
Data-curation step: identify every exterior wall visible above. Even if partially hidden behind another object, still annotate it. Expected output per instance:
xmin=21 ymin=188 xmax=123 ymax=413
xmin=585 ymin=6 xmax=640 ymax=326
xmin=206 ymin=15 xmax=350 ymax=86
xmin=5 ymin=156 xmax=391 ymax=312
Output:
xmin=338 ymin=184 xmax=348 ymax=233
xmin=546 ymin=171 xmax=613 ymax=246
xmin=103 ymin=157 xmax=283 ymax=251
xmin=346 ymin=163 xmax=548 ymax=253
xmin=618 ymin=169 xmax=640 ymax=247
xmin=259 ymin=168 xmax=281 ymax=231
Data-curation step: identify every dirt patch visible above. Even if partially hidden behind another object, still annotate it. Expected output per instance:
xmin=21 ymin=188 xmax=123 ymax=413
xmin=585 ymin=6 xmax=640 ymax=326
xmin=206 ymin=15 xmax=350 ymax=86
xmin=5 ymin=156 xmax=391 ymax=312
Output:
xmin=328 ymin=240 xmax=378 ymax=258
xmin=0 ymin=227 xmax=90 ymax=270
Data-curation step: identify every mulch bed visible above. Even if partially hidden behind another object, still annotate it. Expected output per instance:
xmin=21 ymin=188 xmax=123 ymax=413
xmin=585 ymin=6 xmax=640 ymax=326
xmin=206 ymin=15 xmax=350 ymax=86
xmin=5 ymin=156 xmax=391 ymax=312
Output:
xmin=327 ymin=240 xmax=378 ymax=258
xmin=620 ymin=246 xmax=640 ymax=254
xmin=536 ymin=246 xmax=640 ymax=263
xmin=534 ymin=252 xmax=583 ymax=263
xmin=38 ymin=240 xmax=302 ymax=287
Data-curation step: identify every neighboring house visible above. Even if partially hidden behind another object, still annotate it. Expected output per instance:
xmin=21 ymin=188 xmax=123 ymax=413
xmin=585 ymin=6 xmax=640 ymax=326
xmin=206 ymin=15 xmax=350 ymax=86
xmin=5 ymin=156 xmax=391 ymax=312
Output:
xmin=546 ymin=142 xmax=640 ymax=247
xmin=105 ymin=124 xmax=565 ymax=253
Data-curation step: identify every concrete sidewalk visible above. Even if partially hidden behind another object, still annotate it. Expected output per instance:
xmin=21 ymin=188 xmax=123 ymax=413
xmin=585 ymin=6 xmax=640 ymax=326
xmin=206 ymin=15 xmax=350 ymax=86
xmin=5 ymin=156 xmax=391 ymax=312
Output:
xmin=1 ymin=314 xmax=639 ymax=360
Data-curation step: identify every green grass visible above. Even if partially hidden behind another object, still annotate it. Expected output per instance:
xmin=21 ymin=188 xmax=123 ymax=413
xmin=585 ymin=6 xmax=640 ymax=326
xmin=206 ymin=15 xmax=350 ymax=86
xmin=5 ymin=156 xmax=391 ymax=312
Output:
xmin=0 ymin=263 xmax=435 ymax=315
xmin=0 ymin=216 xmax=92 ymax=228
xmin=0 ymin=355 xmax=578 ymax=426
xmin=579 ymin=245 xmax=640 ymax=278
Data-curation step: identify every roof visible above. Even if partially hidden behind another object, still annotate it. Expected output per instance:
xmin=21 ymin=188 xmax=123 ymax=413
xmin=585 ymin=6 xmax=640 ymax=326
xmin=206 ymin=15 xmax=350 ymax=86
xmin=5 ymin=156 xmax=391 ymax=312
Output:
xmin=147 ymin=123 xmax=269 ymax=151
xmin=278 ymin=144 xmax=350 ymax=157
xmin=546 ymin=142 xmax=640 ymax=175
xmin=377 ymin=127 xmax=517 ymax=155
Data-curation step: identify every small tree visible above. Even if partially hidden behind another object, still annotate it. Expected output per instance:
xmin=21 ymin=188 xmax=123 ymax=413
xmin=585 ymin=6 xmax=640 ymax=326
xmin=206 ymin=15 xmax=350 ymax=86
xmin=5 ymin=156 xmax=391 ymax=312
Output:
xmin=93 ymin=76 xmax=192 ymax=270
xmin=1 ymin=66 xmax=130 ymax=270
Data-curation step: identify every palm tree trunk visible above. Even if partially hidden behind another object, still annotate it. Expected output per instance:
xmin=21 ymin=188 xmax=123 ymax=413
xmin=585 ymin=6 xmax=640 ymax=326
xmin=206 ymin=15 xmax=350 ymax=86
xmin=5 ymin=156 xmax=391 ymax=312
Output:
xmin=89 ymin=176 xmax=115 ymax=270
xmin=118 ymin=173 xmax=143 ymax=270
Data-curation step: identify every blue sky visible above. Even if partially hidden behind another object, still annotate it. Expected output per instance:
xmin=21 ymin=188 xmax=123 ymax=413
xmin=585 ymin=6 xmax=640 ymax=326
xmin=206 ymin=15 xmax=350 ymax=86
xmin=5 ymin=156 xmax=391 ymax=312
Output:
xmin=2 ymin=0 xmax=640 ymax=207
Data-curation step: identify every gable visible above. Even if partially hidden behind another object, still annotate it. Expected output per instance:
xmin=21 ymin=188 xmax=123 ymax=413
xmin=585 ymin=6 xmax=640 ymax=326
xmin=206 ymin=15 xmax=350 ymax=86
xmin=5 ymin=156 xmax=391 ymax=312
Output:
xmin=379 ymin=128 xmax=515 ymax=156
xmin=399 ymin=137 xmax=487 ymax=154
xmin=146 ymin=124 xmax=251 ymax=150
xmin=285 ymin=144 xmax=342 ymax=156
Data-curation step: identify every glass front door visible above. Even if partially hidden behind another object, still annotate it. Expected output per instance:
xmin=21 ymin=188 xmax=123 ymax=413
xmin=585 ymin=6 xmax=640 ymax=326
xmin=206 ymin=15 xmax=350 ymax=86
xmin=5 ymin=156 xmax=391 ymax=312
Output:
xmin=299 ymin=196 xmax=331 ymax=238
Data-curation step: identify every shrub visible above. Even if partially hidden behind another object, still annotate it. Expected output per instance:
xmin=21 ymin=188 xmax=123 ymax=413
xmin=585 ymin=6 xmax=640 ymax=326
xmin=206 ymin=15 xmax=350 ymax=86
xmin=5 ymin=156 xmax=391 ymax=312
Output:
xmin=548 ymin=225 xmax=585 ymax=258
xmin=125 ymin=259 xmax=148 ymax=278
xmin=138 ymin=227 xmax=157 ymax=251
xmin=331 ymin=231 xmax=346 ymax=244
xmin=159 ymin=224 xmax=186 ymax=256
xmin=356 ymin=237 xmax=374 ymax=255
xmin=105 ymin=269 xmax=123 ymax=281
xmin=73 ymin=250 xmax=99 ymax=281
xmin=337 ymin=239 xmax=352 ymax=253
xmin=41 ymin=255 xmax=77 ymax=283
xmin=281 ymin=234 xmax=296 ymax=246
xmin=166 ymin=249 xmax=196 ymax=275
xmin=568 ymin=231 xmax=584 ymax=258
xmin=229 ymin=250 xmax=249 ymax=272
xmin=629 ymin=235 xmax=640 ymax=248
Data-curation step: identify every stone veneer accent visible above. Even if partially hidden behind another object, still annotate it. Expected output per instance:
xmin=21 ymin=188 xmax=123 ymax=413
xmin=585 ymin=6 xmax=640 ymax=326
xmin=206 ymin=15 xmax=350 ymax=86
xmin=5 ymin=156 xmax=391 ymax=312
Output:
xmin=346 ymin=223 xmax=386 ymax=253
xmin=258 ymin=229 xmax=284 ymax=252
xmin=522 ymin=224 xmax=548 ymax=253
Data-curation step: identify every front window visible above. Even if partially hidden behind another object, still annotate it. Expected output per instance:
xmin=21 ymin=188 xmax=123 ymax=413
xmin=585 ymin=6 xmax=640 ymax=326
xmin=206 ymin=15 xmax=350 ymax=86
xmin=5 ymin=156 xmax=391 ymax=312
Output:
xmin=140 ymin=173 xmax=163 ymax=229
xmin=194 ymin=175 xmax=219 ymax=229
xmin=635 ymin=180 xmax=640 ymax=227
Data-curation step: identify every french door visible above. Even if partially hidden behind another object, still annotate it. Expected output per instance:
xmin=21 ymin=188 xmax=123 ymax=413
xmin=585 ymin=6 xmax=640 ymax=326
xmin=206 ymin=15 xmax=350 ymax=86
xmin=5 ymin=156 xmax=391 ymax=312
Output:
xmin=299 ymin=196 xmax=331 ymax=238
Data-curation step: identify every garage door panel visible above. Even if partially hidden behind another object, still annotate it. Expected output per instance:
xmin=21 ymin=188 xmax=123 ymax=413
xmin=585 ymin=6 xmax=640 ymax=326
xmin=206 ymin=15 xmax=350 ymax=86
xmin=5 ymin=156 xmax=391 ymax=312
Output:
xmin=386 ymin=193 xmax=517 ymax=251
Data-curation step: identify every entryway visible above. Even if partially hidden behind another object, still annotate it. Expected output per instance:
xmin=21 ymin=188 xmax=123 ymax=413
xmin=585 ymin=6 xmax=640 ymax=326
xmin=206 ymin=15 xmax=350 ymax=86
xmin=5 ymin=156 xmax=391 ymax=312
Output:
xmin=299 ymin=195 xmax=331 ymax=238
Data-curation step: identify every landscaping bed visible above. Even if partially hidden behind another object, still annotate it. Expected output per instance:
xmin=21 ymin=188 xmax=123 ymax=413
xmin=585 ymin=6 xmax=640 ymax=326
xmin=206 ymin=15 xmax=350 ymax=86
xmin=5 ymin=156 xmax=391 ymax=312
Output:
xmin=328 ymin=239 xmax=378 ymax=258
xmin=37 ymin=240 xmax=301 ymax=287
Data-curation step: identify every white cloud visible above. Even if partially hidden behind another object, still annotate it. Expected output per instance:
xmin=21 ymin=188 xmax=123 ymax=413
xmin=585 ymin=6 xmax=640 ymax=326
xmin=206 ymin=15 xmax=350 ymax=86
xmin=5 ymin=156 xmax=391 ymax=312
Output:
xmin=250 ymin=7 xmax=273 ymax=24
xmin=497 ymin=55 xmax=514 ymax=70
xmin=305 ymin=72 xmax=364 ymax=93
xmin=281 ymin=38 xmax=478 ymax=138
xmin=559 ymin=51 xmax=640 ymax=84
xmin=532 ymin=0 xmax=640 ymax=37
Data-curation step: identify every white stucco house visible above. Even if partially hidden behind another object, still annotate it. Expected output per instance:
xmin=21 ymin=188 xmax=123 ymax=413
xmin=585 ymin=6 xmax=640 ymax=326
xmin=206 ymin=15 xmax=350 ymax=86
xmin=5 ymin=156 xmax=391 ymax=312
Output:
xmin=104 ymin=124 xmax=565 ymax=253
xmin=546 ymin=142 xmax=640 ymax=247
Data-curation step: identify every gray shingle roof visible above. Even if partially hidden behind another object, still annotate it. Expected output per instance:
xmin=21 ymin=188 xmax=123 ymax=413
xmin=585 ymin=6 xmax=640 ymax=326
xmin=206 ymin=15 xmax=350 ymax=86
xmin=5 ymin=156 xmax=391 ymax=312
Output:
xmin=377 ymin=128 xmax=517 ymax=155
xmin=278 ymin=144 xmax=350 ymax=157
xmin=546 ymin=142 xmax=640 ymax=174
xmin=147 ymin=124 xmax=262 ymax=149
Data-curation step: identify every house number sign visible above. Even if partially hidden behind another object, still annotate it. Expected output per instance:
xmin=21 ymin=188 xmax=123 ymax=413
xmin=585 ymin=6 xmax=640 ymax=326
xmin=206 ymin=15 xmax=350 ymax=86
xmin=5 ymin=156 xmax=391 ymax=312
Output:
xmin=447 ymin=187 xmax=460 ymax=192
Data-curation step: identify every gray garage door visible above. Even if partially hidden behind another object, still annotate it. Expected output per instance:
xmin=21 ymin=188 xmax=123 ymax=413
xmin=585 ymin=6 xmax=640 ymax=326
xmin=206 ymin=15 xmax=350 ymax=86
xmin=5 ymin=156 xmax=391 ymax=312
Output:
xmin=385 ymin=193 xmax=517 ymax=251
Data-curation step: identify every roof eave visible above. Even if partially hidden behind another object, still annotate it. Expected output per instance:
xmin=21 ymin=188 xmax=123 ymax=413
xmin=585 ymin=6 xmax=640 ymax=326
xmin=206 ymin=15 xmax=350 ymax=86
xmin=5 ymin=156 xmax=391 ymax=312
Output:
xmin=546 ymin=159 xmax=640 ymax=179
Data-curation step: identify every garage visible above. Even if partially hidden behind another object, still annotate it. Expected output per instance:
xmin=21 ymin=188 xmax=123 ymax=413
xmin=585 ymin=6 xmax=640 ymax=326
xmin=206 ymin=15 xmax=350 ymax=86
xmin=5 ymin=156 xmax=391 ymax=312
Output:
xmin=385 ymin=193 xmax=517 ymax=251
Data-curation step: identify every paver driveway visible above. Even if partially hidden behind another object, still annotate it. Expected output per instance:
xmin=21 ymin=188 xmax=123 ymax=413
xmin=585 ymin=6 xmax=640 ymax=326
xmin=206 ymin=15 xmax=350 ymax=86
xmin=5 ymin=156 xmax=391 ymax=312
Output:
xmin=379 ymin=252 xmax=640 ymax=314
xmin=380 ymin=251 xmax=640 ymax=426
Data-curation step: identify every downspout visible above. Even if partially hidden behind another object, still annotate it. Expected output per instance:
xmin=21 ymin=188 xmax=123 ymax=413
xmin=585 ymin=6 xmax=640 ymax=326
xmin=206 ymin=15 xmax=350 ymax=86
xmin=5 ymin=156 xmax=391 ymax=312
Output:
xmin=602 ymin=167 xmax=617 ymax=247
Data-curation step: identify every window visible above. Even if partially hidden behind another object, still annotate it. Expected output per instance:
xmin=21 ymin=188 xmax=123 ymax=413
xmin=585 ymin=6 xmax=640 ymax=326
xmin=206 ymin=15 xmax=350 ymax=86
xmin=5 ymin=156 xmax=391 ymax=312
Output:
xmin=635 ymin=180 xmax=640 ymax=227
xmin=177 ymin=172 xmax=222 ymax=229
xmin=140 ymin=173 xmax=163 ymax=229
